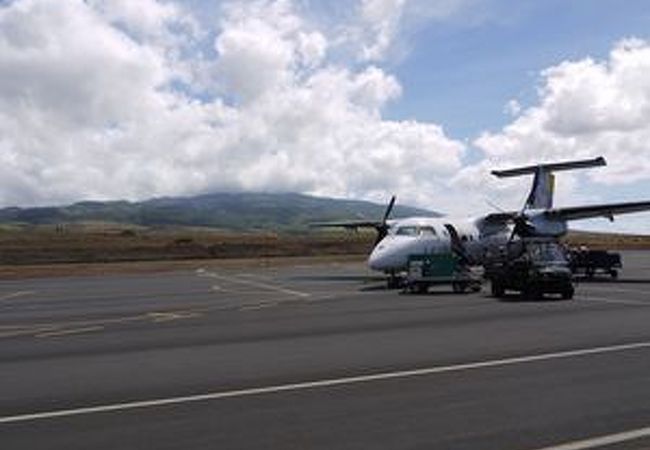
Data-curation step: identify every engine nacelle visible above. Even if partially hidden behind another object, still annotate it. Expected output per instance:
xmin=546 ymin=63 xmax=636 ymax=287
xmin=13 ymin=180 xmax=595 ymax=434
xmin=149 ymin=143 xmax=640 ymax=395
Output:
xmin=528 ymin=212 xmax=568 ymax=237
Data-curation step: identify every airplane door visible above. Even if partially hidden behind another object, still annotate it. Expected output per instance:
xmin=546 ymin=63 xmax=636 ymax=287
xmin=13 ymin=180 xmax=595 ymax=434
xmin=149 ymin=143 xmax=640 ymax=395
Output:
xmin=418 ymin=226 xmax=439 ymax=254
xmin=444 ymin=223 xmax=471 ymax=263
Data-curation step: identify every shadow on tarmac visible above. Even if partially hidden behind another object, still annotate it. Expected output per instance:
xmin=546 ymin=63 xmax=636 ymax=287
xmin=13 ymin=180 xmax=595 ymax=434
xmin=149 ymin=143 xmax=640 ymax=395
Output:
xmin=573 ymin=276 xmax=650 ymax=284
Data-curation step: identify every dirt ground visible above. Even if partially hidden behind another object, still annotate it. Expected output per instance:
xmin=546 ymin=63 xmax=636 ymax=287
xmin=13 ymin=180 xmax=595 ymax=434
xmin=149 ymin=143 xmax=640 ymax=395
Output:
xmin=0 ymin=224 xmax=647 ymax=279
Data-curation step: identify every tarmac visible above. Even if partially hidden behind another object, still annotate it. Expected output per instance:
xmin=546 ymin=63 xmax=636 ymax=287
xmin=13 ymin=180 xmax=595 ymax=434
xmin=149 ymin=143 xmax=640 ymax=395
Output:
xmin=1 ymin=251 xmax=650 ymax=449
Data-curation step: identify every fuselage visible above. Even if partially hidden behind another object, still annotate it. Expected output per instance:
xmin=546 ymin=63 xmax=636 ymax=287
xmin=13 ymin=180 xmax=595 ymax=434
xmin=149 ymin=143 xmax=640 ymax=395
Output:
xmin=368 ymin=216 xmax=509 ymax=272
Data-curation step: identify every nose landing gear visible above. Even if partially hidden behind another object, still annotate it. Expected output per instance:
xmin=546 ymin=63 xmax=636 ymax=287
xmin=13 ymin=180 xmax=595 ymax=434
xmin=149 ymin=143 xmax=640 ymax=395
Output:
xmin=387 ymin=270 xmax=402 ymax=289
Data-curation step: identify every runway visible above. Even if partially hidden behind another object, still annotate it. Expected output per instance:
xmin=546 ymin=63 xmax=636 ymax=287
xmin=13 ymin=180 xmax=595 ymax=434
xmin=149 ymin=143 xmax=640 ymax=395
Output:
xmin=1 ymin=251 xmax=650 ymax=449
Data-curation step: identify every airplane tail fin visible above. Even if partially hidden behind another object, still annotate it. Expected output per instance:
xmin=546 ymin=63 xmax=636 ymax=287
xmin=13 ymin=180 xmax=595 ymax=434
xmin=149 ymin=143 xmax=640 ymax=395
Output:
xmin=491 ymin=157 xmax=606 ymax=210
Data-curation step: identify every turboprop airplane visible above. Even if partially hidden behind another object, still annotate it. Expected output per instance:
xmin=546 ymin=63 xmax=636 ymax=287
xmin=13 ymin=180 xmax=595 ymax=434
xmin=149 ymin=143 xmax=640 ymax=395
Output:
xmin=313 ymin=156 xmax=650 ymax=281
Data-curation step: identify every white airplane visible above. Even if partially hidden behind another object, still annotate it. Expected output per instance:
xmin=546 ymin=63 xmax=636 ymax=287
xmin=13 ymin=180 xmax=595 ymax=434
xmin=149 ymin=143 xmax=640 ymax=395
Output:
xmin=314 ymin=157 xmax=650 ymax=281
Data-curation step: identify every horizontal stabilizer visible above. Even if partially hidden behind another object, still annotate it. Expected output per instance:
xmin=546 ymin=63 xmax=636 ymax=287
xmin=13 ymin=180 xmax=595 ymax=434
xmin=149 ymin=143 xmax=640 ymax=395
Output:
xmin=545 ymin=200 xmax=650 ymax=221
xmin=491 ymin=157 xmax=606 ymax=178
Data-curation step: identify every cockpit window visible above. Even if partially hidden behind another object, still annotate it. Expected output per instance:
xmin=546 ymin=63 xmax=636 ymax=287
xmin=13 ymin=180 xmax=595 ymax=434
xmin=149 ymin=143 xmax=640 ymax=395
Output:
xmin=395 ymin=225 xmax=438 ymax=237
xmin=396 ymin=226 xmax=419 ymax=236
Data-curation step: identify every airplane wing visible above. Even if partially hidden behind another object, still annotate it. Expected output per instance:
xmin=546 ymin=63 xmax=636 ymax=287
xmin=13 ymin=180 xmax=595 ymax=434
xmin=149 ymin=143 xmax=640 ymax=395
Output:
xmin=544 ymin=200 xmax=650 ymax=221
xmin=310 ymin=220 xmax=383 ymax=230
xmin=310 ymin=195 xmax=396 ymax=232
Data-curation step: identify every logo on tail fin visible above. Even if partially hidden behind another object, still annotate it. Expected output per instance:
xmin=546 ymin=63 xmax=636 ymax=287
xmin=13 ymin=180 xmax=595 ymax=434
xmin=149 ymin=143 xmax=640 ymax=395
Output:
xmin=525 ymin=171 xmax=555 ymax=210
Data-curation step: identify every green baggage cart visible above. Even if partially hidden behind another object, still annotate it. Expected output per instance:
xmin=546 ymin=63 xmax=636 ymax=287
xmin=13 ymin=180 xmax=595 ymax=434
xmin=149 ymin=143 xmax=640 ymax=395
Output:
xmin=405 ymin=253 xmax=482 ymax=294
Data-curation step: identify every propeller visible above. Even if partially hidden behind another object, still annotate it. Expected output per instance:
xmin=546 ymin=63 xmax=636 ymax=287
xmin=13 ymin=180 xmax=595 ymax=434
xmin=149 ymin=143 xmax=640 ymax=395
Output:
xmin=374 ymin=195 xmax=396 ymax=245
xmin=507 ymin=211 xmax=537 ymax=244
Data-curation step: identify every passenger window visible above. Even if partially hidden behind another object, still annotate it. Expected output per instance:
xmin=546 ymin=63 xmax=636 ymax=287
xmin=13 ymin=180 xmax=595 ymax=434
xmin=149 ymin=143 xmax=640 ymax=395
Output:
xmin=419 ymin=226 xmax=437 ymax=236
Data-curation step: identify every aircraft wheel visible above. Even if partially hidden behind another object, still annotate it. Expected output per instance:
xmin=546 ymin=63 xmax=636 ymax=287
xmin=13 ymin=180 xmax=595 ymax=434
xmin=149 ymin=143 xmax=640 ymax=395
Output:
xmin=491 ymin=281 xmax=504 ymax=298
xmin=387 ymin=274 xmax=401 ymax=289
xmin=562 ymin=286 xmax=575 ymax=300
xmin=523 ymin=287 xmax=542 ymax=300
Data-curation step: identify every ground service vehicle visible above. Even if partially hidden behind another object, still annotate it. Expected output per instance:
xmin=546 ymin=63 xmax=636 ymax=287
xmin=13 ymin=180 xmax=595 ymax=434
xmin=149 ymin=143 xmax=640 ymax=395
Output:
xmin=404 ymin=253 xmax=482 ymax=294
xmin=568 ymin=248 xmax=622 ymax=279
xmin=485 ymin=239 xmax=574 ymax=299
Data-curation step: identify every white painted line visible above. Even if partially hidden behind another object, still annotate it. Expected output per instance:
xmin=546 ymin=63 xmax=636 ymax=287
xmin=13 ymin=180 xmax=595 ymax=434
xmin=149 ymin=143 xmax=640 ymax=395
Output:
xmin=35 ymin=326 xmax=105 ymax=338
xmin=580 ymin=285 xmax=650 ymax=296
xmin=2 ymin=340 xmax=650 ymax=424
xmin=239 ymin=301 xmax=279 ymax=311
xmin=199 ymin=271 xmax=310 ymax=298
xmin=238 ymin=273 xmax=274 ymax=281
xmin=533 ymin=425 xmax=650 ymax=450
xmin=578 ymin=296 xmax=649 ymax=306
xmin=147 ymin=311 xmax=201 ymax=323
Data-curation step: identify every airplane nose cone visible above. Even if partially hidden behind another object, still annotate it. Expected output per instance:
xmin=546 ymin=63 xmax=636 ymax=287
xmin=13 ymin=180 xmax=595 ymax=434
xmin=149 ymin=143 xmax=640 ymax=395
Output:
xmin=368 ymin=244 xmax=390 ymax=271
xmin=368 ymin=237 xmax=419 ymax=271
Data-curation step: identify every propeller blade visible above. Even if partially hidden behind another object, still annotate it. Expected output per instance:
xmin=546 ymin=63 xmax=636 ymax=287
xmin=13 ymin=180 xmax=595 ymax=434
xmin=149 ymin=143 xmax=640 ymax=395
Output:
xmin=508 ymin=213 xmax=536 ymax=244
xmin=373 ymin=228 xmax=387 ymax=246
xmin=374 ymin=195 xmax=396 ymax=246
xmin=507 ymin=224 xmax=518 ymax=244
xmin=382 ymin=195 xmax=396 ymax=224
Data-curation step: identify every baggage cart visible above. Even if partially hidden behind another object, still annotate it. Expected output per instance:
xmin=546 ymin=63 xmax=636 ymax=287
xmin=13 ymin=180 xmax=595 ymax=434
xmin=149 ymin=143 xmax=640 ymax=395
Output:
xmin=404 ymin=253 xmax=482 ymax=294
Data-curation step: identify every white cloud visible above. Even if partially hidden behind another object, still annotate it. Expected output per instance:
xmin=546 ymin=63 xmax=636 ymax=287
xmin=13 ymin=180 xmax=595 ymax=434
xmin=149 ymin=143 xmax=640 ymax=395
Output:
xmin=504 ymin=99 xmax=521 ymax=116
xmin=458 ymin=39 xmax=650 ymax=215
xmin=87 ymin=0 xmax=183 ymax=39
xmin=349 ymin=0 xmax=477 ymax=62
xmin=357 ymin=0 xmax=407 ymax=61
xmin=0 ymin=0 xmax=465 ymax=211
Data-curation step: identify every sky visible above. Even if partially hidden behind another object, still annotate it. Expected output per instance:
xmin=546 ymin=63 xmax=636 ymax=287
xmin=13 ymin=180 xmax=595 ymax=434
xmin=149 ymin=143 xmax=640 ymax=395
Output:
xmin=1 ymin=0 xmax=650 ymax=232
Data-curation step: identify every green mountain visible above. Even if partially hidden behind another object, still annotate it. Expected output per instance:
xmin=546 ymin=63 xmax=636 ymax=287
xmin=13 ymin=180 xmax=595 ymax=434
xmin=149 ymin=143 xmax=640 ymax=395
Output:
xmin=0 ymin=192 xmax=440 ymax=230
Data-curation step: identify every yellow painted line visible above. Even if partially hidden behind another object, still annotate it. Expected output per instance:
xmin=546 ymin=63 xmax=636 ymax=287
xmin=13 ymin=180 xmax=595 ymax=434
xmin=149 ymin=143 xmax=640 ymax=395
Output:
xmin=0 ymin=305 xmax=213 ymax=338
xmin=2 ymin=308 xmax=208 ymax=338
xmin=0 ymin=324 xmax=36 ymax=330
xmin=0 ymin=291 xmax=35 ymax=302
xmin=35 ymin=326 xmax=105 ymax=338
xmin=0 ymin=327 xmax=57 ymax=338
xmin=2 ymin=313 xmax=156 ymax=334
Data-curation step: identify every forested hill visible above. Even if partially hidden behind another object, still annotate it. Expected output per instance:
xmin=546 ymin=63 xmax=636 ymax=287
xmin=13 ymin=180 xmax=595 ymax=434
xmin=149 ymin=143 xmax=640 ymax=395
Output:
xmin=0 ymin=192 xmax=440 ymax=231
